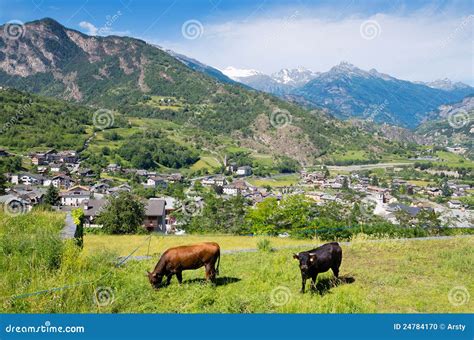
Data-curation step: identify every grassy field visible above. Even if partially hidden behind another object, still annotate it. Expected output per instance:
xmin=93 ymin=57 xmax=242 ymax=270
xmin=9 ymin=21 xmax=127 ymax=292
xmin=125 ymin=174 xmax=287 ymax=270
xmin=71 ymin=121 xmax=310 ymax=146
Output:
xmin=431 ymin=151 xmax=474 ymax=168
xmin=1 ymin=210 xmax=473 ymax=314
xmin=83 ymin=234 xmax=314 ymax=256
xmin=190 ymin=156 xmax=221 ymax=172
xmin=247 ymin=174 xmax=299 ymax=188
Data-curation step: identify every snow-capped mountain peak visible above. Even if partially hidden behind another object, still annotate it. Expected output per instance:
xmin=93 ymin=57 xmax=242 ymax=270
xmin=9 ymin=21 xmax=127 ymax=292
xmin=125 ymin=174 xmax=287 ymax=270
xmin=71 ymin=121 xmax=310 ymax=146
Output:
xmin=221 ymin=66 xmax=262 ymax=80
xmin=330 ymin=61 xmax=363 ymax=73
xmin=271 ymin=67 xmax=318 ymax=86
xmin=423 ymin=78 xmax=471 ymax=91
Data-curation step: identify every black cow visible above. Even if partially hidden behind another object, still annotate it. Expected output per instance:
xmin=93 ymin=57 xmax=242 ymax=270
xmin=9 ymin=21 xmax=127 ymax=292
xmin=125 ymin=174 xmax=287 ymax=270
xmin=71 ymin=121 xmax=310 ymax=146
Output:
xmin=293 ymin=242 xmax=342 ymax=293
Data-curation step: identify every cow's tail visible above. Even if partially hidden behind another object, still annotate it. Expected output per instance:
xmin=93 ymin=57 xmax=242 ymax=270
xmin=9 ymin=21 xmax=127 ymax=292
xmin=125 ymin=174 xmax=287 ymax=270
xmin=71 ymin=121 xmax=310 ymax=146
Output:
xmin=215 ymin=249 xmax=220 ymax=276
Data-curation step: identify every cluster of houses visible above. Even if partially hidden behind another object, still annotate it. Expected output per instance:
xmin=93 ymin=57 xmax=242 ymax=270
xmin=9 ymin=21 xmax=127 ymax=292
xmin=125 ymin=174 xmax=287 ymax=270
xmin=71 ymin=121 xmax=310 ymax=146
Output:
xmin=0 ymin=148 xmax=186 ymax=232
xmin=200 ymin=175 xmax=300 ymax=204
xmin=1 ymin=146 xmax=471 ymax=231
xmin=299 ymin=170 xmax=472 ymax=227
xmin=1 ymin=175 xmax=177 ymax=233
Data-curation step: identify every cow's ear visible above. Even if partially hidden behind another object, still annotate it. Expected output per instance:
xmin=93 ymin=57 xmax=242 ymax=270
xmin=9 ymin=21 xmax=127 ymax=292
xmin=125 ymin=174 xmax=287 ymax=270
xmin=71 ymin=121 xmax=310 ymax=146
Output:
xmin=309 ymin=254 xmax=317 ymax=262
xmin=293 ymin=253 xmax=299 ymax=260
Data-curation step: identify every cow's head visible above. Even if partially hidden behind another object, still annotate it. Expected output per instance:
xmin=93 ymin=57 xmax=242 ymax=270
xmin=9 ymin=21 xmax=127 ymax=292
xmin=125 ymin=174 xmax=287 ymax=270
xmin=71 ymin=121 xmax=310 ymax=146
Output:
xmin=293 ymin=252 xmax=317 ymax=273
xmin=147 ymin=270 xmax=163 ymax=288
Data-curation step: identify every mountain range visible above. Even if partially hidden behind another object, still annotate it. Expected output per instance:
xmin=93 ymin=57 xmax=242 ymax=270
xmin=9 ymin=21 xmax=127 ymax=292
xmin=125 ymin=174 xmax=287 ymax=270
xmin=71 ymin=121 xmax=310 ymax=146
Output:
xmin=222 ymin=62 xmax=473 ymax=129
xmin=0 ymin=18 xmax=424 ymax=166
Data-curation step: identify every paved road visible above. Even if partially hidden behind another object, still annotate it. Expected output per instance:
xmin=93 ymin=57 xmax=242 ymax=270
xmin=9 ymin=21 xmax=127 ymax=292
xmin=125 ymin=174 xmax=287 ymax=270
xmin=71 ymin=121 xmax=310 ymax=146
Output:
xmin=327 ymin=162 xmax=413 ymax=172
xmin=60 ymin=212 xmax=77 ymax=240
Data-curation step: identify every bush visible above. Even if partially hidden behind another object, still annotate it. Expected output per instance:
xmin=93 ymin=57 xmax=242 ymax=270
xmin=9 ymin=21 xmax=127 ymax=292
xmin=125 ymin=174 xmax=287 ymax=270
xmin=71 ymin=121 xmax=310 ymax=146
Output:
xmin=257 ymin=239 xmax=273 ymax=252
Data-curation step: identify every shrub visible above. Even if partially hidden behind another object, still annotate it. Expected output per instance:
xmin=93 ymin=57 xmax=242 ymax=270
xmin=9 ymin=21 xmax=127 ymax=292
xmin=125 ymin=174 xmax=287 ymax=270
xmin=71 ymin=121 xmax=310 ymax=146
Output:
xmin=257 ymin=239 xmax=272 ymax=252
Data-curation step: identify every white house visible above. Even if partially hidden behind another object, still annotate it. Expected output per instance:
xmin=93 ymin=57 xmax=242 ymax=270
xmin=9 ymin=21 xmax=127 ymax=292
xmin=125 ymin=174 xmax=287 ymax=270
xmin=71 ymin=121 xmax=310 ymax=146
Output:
xmin=11 ymin=173 xmax=44 ymax=186
xmin=447 ymin=200 xmax=463 ymax=209
xmin=60 ymin=187 xmax=91 ymax=206
xmin=201 ymin=177 xmax=216 ymax=186
xmin=223 ymin=185 xmax=240 ymax=196
xmin=236 ymin=166 xmax=252 ymax=176
xmin=146 ymin=176 xmax=167 ymax=187
xmin=49 ymin=163 xmax=62 ymax=173
xmin=44 ymin=175 xmax=74 ymax=189
xmin=214 ymin=176 xmax=227 ymax=186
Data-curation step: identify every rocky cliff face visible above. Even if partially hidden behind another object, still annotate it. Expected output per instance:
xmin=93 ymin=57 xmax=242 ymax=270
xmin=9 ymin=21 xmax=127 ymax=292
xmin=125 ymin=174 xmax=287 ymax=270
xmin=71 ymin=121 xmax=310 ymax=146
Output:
xmin=0 ymin=18 xmax=145 ymax=77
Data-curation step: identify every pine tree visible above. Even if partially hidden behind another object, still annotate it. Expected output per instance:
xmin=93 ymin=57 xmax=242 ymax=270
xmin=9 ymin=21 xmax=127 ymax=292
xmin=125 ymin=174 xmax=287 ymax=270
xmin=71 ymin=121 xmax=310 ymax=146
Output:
xmin=44 ymin=184 xmax=59 ymax=206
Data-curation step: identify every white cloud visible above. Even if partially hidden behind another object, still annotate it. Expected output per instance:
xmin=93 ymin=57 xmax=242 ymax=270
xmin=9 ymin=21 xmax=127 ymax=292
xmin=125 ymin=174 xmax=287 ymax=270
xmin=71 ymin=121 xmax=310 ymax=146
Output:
xmin=79 ymin=21 xmax=98 ymax=36
xmin=158 ymin=11 xmax=473 ymax=85
xmin=78 ymin=20 xmax=130 ymax=37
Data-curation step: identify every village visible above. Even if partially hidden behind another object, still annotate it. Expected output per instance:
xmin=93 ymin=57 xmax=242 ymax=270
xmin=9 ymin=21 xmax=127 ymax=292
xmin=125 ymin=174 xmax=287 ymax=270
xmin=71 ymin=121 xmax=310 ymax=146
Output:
xmin=1 ymin=148 xmax=472 ymax=234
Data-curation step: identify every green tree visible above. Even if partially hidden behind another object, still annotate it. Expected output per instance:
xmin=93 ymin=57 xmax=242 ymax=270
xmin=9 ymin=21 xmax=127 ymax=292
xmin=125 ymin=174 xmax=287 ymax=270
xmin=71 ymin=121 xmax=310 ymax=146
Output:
xmin=323 ymin=166 xmax=330 ymax=178
xmin=96 ymin=192 xmax=145 ymax=234
xmin=44 ymin=184 xmax=59 ymax=206
xmin=342 ymin=177 xmax=349 ymax=190
xmin=416 ymin=209 xmax=441 ymax=230
xmin=0 ymin=173 xmax=7 ymax=194
xmin=441 ymin=180 xmax=452 ymax=197
xmin=245 ymin=197 xmax=280 ymax=234
xmin=371 ymin=175 xmax=379 ymax=186
xmin=394 ymin=210 xmax=413 ymax=227
xmin=185 ymin=192 xmax=248 ymax=234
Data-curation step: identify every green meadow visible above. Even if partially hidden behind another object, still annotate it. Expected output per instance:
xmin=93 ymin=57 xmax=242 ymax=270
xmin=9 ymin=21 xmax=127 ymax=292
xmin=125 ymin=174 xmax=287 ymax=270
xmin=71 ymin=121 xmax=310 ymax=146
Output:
xmin=1 ymin=211 xmax=472 ymax=313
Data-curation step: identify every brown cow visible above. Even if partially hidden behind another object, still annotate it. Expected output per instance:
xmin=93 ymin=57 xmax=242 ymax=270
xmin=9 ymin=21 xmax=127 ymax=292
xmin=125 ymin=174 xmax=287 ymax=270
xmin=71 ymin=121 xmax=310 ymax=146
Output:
xmin=147 ymin=242 xmax=220 ymax=288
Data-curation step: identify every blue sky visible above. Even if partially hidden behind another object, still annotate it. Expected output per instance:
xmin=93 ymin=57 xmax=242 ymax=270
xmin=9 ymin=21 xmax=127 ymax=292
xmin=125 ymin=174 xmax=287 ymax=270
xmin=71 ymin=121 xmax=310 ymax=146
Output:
xmin=0 ymin=0 xmax=473 ymax=84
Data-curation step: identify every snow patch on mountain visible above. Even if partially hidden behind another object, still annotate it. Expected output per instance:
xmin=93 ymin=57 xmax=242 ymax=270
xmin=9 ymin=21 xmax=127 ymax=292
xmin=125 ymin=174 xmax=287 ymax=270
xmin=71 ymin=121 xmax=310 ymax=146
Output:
xmin=419 ymin=78 xmax=471 ymax=91
xmin=221 ymin=66 xmax=262 ymax=80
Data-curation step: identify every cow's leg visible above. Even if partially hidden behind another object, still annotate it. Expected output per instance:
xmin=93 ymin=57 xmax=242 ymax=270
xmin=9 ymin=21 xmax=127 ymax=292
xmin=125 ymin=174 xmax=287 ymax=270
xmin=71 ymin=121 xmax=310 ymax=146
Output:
xmin=206 ymin=262 xmax=217 ymax=282
xmin=205 ymin=263 xmax=215 ymax=282
xmin=166 ymin=274 xmax=173 ymax=286
xmin=176 ymin=271 xmax=183 ymax=284
xmin=300 ymin=274 xmax=307 ymax=293
xmin=332 ymin=266 xmax=339 ymax=279
xmin=310 ymin=273 xmax=318 ymax=291
xmin=209 ymin=268 xmax=216 ymax=283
